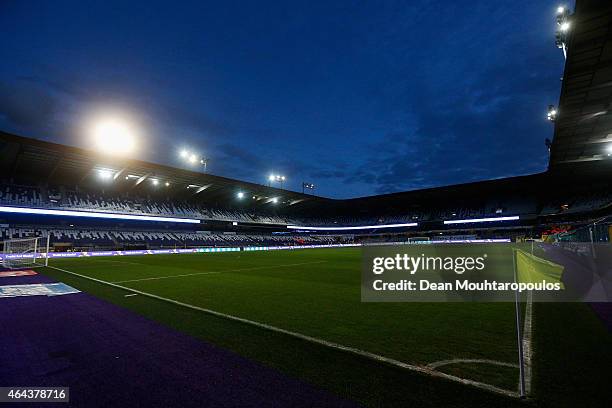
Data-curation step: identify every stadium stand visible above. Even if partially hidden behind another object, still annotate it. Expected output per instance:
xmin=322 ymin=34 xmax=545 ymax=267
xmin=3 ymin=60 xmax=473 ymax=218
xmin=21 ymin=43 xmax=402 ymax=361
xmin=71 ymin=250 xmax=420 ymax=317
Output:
xmin=2 ymin=180 xmax=610 ymax=226
xmin=0 ymin=226 xmax=349 ymax=250
xmin=0 ymin=183 xmax=290 ymax=224
xmin=0 ymin=131 xmax=610 ymax=252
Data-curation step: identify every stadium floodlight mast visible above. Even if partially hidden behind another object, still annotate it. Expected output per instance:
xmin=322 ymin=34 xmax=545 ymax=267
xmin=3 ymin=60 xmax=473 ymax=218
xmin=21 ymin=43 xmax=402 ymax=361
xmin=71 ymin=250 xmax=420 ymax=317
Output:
xmin=302 ymin=182 xmax=315 ymax=194
xmin=555 ymin=5 xmax=572 ymax=59
xmin=180 ymin=149 xmax=209 ymax=171
xmin=547 ymin=105 xmax=557 ymax=122
xmin=268 ymin=174 xmax=286 ymax=189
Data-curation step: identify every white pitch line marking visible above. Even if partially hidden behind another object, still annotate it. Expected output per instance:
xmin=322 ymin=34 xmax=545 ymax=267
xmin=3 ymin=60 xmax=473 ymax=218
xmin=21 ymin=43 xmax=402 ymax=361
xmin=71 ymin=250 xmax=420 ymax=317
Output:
xmin=427 ymin=358 xmax=519 ymax=370
xmin=46 ymin=264 xmax=519 ymax=399
xmin=115 ymin=271 xmax=221 ymax=283
xmin=112 ymin=261 xmax=328 ymax=284
xmin=93 ymin=259 xmax=147 ymax=266
xmin=124 ymin=293 xmax=138 ymax=298
xmin=522 ymin=290 xmax=534 ymax=395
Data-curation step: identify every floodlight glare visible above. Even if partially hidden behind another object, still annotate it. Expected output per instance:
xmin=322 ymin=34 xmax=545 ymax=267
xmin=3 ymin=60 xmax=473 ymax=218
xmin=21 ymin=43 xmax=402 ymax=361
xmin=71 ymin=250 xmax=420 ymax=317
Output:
xmin=557 ymin=6 xmax=564 ymax=14
xmin=547 ymin=105 xmax=558 ymax=122
xmin=180 ymin=150 xmax=188 ymax=158
xmin=606 ymin=143 xmax=612 ymax=155
xmin=98 ymin=170 xmax=112 ymax=180
xmin=92 ymin=118 xmax=136 ymax=155
xmin=151 ymin=179 xmax=159 ymax=186
xmin=269 ymin=175 xmax=275 ymax=181
xmin=188 ymin=154 xmax=197 ymax=163
xmin=271 ymin=197 xmax=278 ymax=203
xmin=237 ymin=192 xmax=245 ymax=199
xmin=165 ymin=181 xmax=170 ymax=187
xmin=560 ymin=22 xmax=570 ymax=31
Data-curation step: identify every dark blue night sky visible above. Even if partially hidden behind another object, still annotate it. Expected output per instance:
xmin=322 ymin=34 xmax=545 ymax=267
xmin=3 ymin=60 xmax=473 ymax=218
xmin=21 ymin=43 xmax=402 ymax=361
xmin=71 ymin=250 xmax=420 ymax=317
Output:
xmin=0 ymin=1 xmax=568 ymax=198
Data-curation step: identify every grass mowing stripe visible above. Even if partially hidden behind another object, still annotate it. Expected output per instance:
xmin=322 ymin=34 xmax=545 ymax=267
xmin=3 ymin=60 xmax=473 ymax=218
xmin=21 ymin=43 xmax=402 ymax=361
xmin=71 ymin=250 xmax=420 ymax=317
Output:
xmin=47 ymin=263 xmax=519 ymax=399
xmin=112 ymin=260 xmax=328 ymax=283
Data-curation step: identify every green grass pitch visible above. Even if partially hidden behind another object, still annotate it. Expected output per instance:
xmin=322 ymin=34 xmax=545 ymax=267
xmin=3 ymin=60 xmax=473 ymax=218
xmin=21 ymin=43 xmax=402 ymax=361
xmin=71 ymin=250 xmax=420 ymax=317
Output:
xmin=41 ymin=247 xmax=611 ymax=407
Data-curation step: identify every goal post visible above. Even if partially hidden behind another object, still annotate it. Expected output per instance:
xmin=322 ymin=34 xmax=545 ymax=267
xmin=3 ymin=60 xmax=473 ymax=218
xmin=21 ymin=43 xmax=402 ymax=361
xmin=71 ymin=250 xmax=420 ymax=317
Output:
xmin=407 ymin=236 xmax=431 ymax=244
xmin=1 ymin=236 xmax=50 ymax=269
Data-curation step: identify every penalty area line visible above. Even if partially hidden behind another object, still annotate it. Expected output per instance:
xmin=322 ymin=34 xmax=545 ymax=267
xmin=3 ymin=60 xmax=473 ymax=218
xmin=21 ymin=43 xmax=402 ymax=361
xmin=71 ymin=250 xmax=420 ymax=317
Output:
xmin=46 ymin=264 xmax=519 ymax=399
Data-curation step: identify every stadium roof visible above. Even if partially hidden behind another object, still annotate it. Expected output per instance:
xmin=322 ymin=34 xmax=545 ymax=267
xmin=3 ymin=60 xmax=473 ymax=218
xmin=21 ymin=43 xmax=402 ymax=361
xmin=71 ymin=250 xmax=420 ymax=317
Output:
xmin=549 ymin=0 xmax=612 ymax=174
xmin=0 ymin=131 xmax=330 ymax=210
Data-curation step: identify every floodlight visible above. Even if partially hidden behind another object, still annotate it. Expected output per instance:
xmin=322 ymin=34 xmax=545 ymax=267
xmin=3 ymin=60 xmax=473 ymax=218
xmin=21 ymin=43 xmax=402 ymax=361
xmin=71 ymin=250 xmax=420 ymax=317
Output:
xmin=547 ymin=105 xmax=558 ymax=121
xmin=560 ymin=22 xmax=570 ymax=31
xmin=557 ymin=6 xmax=564 ymax=14
xmin=98 ymin=170 xmax=112 ymax=180
xmin=165 ymin=181 xmax=170 ymax=187
xmin=271 ymin=197 xmax=278 ymax=203
xmin=606 ymin=143 xmax=612 ymax=156
xmin=281 ymin=176 xmax=286 ymax=181
xmin=269 ymin=175 xmax=275 ymax=181
xmin=92 ymin=118 xmax=136 ymax=155
xmin=237 ymin=192 xmax=245 ymax=199
xmin=180 ymin=150 xmax=188 ymax=158
xmin=151 ymin=179 xmax=159 ymax=186
xmin=189 ymin=154 xmax=197 ymax=163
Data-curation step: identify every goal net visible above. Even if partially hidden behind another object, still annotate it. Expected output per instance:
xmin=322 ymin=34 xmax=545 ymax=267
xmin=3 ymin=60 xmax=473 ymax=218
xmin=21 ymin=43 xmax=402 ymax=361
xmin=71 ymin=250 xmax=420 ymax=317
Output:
xmin=407 ymin=236 xmax=431 ymax=244
xmin=1 ymin=237 xmax=50 ymax=269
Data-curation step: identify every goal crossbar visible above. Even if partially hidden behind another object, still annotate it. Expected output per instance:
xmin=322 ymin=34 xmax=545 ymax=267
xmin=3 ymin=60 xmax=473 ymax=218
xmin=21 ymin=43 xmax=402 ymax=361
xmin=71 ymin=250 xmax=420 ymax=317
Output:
xmin=1 ymin=236 xmax=50 ymax=269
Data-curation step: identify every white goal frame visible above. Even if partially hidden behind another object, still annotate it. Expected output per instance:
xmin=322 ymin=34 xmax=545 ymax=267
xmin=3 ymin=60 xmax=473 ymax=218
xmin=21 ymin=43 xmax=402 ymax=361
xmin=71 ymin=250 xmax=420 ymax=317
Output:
xmin=407 ymin=236 xmax=431 ymax=244
xmin=1 ymin=236 xmax=50 ymax=269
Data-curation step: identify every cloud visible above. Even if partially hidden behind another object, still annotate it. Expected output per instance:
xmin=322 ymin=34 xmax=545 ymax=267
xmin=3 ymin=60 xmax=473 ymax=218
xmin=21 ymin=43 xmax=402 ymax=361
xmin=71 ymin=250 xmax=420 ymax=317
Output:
xmin=0 ymin=80 xmax=59 ymax=133
xmin=0 ymin=0 xmax=562 ymax=199
xmin=339 ymin=49 xmax=555 ymax=196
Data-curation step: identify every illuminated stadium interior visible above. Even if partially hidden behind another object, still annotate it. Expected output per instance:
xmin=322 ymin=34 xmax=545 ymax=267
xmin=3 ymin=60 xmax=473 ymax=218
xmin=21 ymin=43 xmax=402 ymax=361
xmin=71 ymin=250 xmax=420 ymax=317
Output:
xmin=1 ymin=1 xmax=611 ymax=407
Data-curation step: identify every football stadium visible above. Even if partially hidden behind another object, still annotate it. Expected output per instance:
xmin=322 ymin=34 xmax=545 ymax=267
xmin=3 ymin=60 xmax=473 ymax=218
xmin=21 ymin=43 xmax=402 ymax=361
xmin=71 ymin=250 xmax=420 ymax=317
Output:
xmin=1 ymin=1 xmax=611 ymax=407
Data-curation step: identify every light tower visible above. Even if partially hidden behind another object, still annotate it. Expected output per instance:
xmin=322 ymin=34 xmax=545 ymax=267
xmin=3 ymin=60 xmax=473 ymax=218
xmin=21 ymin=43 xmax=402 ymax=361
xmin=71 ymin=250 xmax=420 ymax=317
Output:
xmin=555 ymin=6 xmax=572 ymax=59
